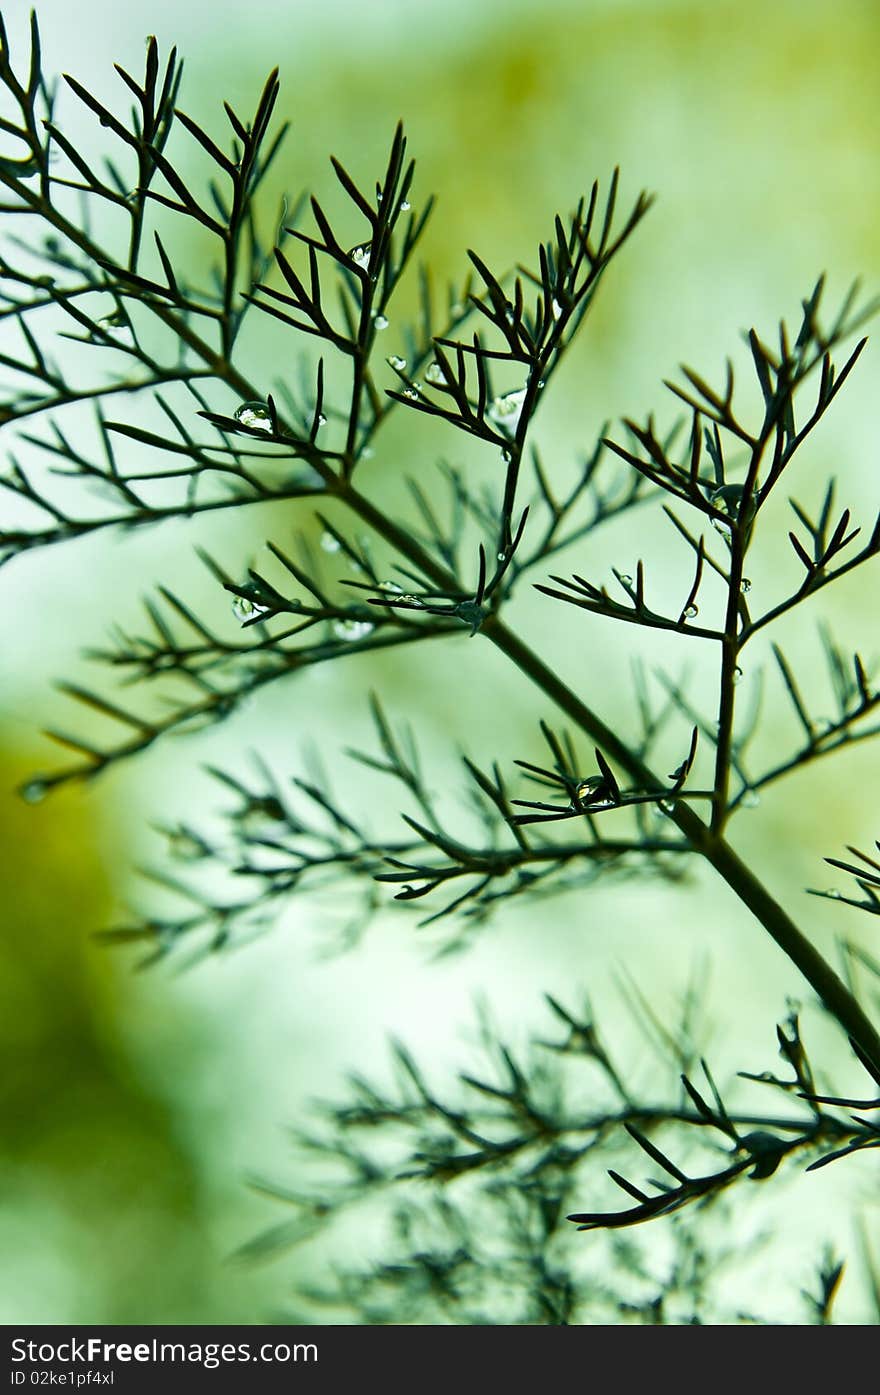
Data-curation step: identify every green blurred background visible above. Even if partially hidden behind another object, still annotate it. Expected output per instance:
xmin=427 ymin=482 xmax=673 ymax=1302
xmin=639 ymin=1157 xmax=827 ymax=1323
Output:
xmin=1 ymin=0 xmax=879 ymax=1322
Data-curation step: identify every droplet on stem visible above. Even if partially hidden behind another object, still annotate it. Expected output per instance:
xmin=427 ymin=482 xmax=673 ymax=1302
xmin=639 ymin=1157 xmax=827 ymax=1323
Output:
xmin=332 ymin=618 xmax=375 ymax=641
xmin=489 ymin=388 xmax=527 ymax=433
xmin=234 ymin=401 xmax=273 ymax=432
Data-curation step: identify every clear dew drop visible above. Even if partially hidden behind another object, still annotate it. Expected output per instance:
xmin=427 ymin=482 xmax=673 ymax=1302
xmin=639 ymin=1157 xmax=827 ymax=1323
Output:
xmin=232 ymin=594 xmax=267 ymax=623
xmin=399 ymin=198 xmax=411 ymax=212
xmin=403 ymin=387 xmax=419 ymax=400
xmin=320 ymin=531 xmax=342 ymax=553
xmin=489 ymin=388 xmax=527 ymax=432
xmin=740 ymin=577 xmax=752 ymax=594
xmin=316 ymin=413 xmax=327 ymax=428
xmin=361 ymin=446 xmax=375 ymax=460
xmin=497 ymin=552 xmax=505 ymax=562
xmin=234 ymin=401 xmax=273 ymax=432
xmin=658 ymin=799 xmax=676 ymax=816
xmin=684 ymin=603 xmax=699 ymax=619
xmin=619 ymin=573 xmax=633 ymax=586
xmin=733 ymin=665 xmax=743 ymax=685
xmin=21 ymin=778 xmax=48 ymax=805
xmin=388 ymin=355 xmax=407 ymax=371
xmin=350 ymin=244 xmax=371 ymax=268
xmin=169 ymin=828 xmax=208 ymax=861
xmin=575 ymin=777 xmax=602 ymax=803
xmin=551 ymin=297 xmax=562 ymax=321
xmin=826 ymin=888 xmax=842 ymax=899
xmin=501 ymin=448 xmax=512 ymax=464
xmin=425 ymin=361 xmax=444 ymax=384
xmin=332 ymin=618 xmax=375 ymax=641
xmin=98 ymin=312 xmax=135 ymax=346
xmin=741 ymin=789 xmax=761 ymax=809
xmin=373 ymin=313 xmax=389 ymax=330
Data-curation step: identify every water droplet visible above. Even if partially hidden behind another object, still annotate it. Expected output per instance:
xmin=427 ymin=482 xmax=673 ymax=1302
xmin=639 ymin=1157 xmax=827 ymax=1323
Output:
xmin=350 ymin=244 xmax=371 ymax=268
xmin=575 ymin=777 xmax=605 ymax=804
xmin=619 ymin=573 xmax=633 ymax=587
xmin=425 ymin=361 xmax=444 ymax=384
xmin=489 ymin=388 xmax=527 ymax=433
xmin=361 ymin=446 xmax=375 ymax=460
xmin=741 ymin=789 xmax=760 ymax=809
xmin=21 ymin=778 xmax=48 ymax=805
xmin=551 ymin=297 xmax=562 ymax=321
xmin=740 ymin=577 xmax=752 ymax=594
xmin=316 ymin=413 xmax=327 ymax=428
xmin=537 ymin=379 xmax=545 ymax=389
xmin=320 ymin=531 xmax=342 ymax=553
xmin=373 ymin=313 xmax=389 ymax=330
xmin=399 ymin=198 xmax=411 ymax=212
xmin=379 ymin=580 xmax=403 ymax=593
xmin=658 ymin=799 xmax=676 ymax=816
xmin=388 ymin=355 xmax=407 ymax=371
xmin=684 ymin=603 xmax=699 ymax=619
xmin=169 ymin=828 xmax=209 ymax=861
xmin=733 ymin=665 xmax=743 ymax=685
xmin=826 ymin=888 xmax=842 ymax=899
xmin=333 ymin=618 xmax=375 ymax=641
xmin=501 ymin=448 xmax=512 ymax=464
xmin=98 ymin=312 xmax=135 ymax=347
xmin=232 ymin=594 xmax=267 ymax=623
xmin=403 ymin=388 xmax=419 ymax=400
xmin=234 ymin=401 xmax=273 ymax=432
xmin=496 ymin=552 xmax=505 ymax=562
xmin=710 ymin=483 xmax=745 ymax=514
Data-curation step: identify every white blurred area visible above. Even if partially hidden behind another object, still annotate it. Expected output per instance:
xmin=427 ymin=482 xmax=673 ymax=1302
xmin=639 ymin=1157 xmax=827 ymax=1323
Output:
xmin=1 ymin=0 xmax=879 ymax=1322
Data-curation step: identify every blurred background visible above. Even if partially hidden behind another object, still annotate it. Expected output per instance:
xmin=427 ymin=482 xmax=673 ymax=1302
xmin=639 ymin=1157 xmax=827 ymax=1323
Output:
xmin=1 ymin=0 xmax=879 ymax=1322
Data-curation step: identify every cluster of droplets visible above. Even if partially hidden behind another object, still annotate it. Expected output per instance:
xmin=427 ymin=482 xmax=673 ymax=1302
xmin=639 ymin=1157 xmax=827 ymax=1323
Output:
xmin=234 ymin=401 xmax=273 ymax=432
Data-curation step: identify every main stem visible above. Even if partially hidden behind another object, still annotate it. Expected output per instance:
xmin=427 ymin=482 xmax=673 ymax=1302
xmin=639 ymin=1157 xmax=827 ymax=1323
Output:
xmin=340 ymin=485 xmax=880 ymax=1074
xmin=485 ymin=618 xmax=880 ymax=1075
